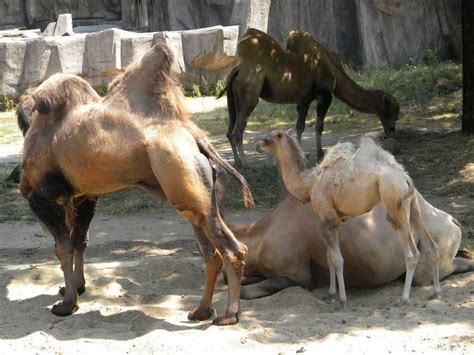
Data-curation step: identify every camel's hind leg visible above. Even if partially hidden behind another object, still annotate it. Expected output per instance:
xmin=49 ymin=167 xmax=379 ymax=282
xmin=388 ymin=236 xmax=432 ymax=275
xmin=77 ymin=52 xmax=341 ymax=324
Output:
xmin=27 ymin=173 xmax=78 ymax=316
xmin=147 ymin=144 xmax=247 ymax=325
xmin=187 ymin=226 xmax=223 ymax=321
xmin=410 ymin=194 xmax=441 ymax=298
xmin=381 ymin=181 xmax=420 ymax=303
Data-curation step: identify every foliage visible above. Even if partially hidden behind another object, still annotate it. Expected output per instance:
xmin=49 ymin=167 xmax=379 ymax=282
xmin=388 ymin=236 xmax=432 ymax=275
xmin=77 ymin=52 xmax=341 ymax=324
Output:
xmin=1 ymin=95 xmax=16 ymax=111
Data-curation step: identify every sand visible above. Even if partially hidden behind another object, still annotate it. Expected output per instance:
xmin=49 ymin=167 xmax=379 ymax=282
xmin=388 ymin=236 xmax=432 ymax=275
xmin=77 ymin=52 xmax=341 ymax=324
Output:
xmin=0 ymin=211 xmax=472 ymax=354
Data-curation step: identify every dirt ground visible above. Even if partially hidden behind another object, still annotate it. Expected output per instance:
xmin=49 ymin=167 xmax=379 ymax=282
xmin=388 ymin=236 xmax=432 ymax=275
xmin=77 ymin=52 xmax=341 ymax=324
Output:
xmin=0 ymin=211 xmax=473 ymax=354
xmin=0 ymin=102 xmax=473 ymax=354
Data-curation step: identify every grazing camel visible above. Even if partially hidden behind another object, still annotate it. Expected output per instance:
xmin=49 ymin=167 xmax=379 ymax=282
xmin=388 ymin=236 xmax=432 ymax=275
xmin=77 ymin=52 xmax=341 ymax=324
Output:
xmin=228 ymin=196 xmax=472 ymax=299
xmin=219 ymin=28 xmax=399 ymax=167
xmin=256 ymin=130 xmax=440 ymax=308
xmin=18 ymin=43 xmax=254 ymax=326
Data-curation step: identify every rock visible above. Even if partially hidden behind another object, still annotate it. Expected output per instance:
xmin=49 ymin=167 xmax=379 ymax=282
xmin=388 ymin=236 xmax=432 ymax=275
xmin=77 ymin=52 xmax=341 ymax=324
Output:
xmin=45 ymin=35 xmax=87 ymax=76
xmin=84 ymin=29 xmax=138 ymax=85
xmin=435 ymin=78 xmax=461 ymax=91
xmin=230 ymin=0 xmax=271 ymax=36
xmin=73 ymin=24 xmax=123 ymax=33
xmin=153 ymin=31 xmax=185 ymax=73
xmin=43 ymin=22 xmax=56 ymax=36
xmin=53 ymin=14 xmax=74 ymax=36
xmin=121 ymin=33 xmax=155 ymax=68
xmin=181 ymin=25 xmax=238 ymax=89
xmin=0 ymin=38 xmax=27 ymax=95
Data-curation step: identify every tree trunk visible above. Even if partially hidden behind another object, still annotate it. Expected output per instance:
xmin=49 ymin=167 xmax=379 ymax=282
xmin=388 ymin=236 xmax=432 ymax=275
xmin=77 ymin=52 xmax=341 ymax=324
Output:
xmin=462 ymin=0 xmax=474 ymax=133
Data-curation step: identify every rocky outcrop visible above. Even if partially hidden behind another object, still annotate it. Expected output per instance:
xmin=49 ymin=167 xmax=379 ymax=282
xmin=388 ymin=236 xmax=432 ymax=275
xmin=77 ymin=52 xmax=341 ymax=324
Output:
xmin=0 ymin=0 xmax=463 ymax=96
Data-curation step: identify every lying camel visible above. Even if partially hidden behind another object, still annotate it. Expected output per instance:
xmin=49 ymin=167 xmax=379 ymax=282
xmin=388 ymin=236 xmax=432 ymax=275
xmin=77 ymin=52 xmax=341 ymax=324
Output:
xmin=218 ymin=28 xmax=399 ymax=166
xmin=18 ymin=43 xmax=254 ymax=325
xmin=256 ymin=131 xmax=440 ymax=308
xmin=228 ymin=196 xmax=472 ymax=299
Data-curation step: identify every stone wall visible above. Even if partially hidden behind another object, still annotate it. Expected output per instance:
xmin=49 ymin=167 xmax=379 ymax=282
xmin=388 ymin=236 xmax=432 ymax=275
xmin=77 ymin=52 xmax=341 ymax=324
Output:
xmin=0 ymin=0 xmax=462 ymax=96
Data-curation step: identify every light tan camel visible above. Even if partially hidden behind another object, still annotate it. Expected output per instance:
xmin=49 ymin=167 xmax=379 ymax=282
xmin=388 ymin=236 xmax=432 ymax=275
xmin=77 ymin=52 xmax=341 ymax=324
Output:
xmin=218 ymin=28 xmax=399 ymax=167
xmin=18 ymin=43 xmax=254 ymax=326
xmin=256 ymin=130 xmax=441 ymax=307
xmin=228 ymin=195 xmax=471 ymax=299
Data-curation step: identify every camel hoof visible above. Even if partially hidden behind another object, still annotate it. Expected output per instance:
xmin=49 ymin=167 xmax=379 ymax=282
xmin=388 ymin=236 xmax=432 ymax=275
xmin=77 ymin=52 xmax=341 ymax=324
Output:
xmin=212 ymin=313 xmax=239 ymax=326
xmin=187 ymin=307 xmax=215 ymax=321
xmin=323 ymin=294 xmax=336 ymax=303
xmin=59 ymin=286 xmax=86 ymax=296
xmin=429 ymin=293 xmax=442 ymax=301
xmin=51 ymin=302 xmax=79 ymax=316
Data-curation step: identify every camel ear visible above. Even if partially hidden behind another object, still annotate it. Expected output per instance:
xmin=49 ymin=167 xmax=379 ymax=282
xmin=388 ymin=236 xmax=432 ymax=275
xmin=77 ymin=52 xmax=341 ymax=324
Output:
xmin=36 ymin=97 xmax=51 ymax=114
xmin=286 ymin=128 xmax=294 ymax=136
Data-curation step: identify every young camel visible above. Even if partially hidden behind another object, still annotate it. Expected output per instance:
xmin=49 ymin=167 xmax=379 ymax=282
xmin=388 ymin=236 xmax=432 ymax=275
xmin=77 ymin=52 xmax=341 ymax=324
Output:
xmin=256 ymin=131 xmax=441 ymax=307
xmin=19 ymin=43 xmax=254 ymax=326
xmin=218 ymin=28 xmax=399 ymax=167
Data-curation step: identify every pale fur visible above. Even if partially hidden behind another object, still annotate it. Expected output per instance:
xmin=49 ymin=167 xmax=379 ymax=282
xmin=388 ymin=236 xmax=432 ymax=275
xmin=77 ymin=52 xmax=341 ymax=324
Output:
xmin=257 ymin=130 xmax=441 ymax=306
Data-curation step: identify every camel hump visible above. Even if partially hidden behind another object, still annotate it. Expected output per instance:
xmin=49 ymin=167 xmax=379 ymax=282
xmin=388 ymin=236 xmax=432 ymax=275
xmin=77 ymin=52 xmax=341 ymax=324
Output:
xmin=146 ymin=42 xmax=175 ymax=75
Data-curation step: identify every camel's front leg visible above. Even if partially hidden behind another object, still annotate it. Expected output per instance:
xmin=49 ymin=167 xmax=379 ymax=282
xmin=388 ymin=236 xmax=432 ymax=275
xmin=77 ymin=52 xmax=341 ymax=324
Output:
xmin=296 ymin=101 xmax=311 ymax=143
xmin=27 ymin=177 xmax=78 ymax=316
xmin=188 ymin=226 xmax=223 ymax=321
xmin=320 ymin=219 xmax=346 ymax=309
xmin=60 ymin=197 xmax=98 ymax=297
xmin=315 ymin=93 xmax=332 ymax=160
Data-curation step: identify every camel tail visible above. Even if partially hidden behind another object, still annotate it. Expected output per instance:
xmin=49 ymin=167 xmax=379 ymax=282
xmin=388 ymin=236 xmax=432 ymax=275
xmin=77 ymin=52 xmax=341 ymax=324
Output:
xmin=17 ymin=94 xmax=35 ymax=137
xmin=216 ymin=66 xmax=239 ymax=99
xmin=196 ymin=137 xmax=255 ymax=208
xmin=456 ymin=249 xmax=472 ymax=260
xmin=397 ymin=177 xmax=415 ymax=209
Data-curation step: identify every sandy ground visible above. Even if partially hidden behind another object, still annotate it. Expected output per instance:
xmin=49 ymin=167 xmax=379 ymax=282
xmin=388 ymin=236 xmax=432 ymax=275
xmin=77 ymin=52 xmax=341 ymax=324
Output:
xmin=0 ymin=101 xmax=473 ymax=354
xmin=0 ymin=210 xmax=473 ymax=354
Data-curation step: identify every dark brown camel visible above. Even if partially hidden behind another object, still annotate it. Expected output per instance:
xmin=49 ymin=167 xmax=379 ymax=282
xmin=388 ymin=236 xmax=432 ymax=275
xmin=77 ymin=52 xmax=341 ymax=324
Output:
xmin=18 ymin=43 xmax=254 ymax=326
xmin=219 ymin=28 xmax=399 ymax=166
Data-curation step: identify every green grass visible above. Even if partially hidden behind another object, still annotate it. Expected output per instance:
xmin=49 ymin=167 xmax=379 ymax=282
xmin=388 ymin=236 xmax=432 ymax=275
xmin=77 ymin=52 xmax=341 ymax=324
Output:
xmin=191 ymin=60 xmax=462 ymax=137
xmin=0 ymin=60 xmax=468 ymax=223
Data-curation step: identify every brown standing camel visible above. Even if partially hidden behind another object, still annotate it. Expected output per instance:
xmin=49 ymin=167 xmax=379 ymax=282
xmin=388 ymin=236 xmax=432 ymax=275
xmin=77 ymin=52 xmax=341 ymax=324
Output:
xmin=219 ymin=28 xmax=399 ymax=167
xmin=256 ymin=131 xmax=440 ymax=308
xmin=228 ymin=195 xmax=472 ymax=299
xmin=18 ymin=43 xmax=254 ymax=326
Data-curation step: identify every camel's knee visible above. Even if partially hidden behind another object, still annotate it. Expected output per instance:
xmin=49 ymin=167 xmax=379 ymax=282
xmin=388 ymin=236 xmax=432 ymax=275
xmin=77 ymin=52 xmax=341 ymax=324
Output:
xmin=405 ymin=250 xmax=420 ymax=270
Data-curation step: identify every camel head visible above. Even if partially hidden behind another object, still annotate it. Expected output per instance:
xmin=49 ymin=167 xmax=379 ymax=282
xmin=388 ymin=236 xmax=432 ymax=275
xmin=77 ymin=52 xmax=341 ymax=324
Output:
xmin=375 ymin=91 xmax=400 ymax=136
xmin=256 ymin=130 xmax=288 ymax=155
xmin=256 ymin=129 xmax=306 ymax=170
xmin=23 ymin=73 xmax=100 ymax=127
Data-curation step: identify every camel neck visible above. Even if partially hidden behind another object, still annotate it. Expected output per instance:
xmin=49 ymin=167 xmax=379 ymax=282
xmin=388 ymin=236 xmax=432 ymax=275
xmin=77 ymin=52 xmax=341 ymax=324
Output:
xmin=274 ymin=145 xmax=312 ymax=202
xmin=333 ymin=70 xmax=380 ymax=114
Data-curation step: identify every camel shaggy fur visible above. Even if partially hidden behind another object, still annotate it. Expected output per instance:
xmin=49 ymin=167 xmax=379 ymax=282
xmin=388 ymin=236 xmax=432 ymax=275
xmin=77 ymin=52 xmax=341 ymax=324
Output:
xmin=256 ymin=131 xmax=440 ymax=307
xmin=228 ymin=196 xmax=471 ymax=299
xmin=219 ymin=28 xmax=399 ymax=166
xmin=18 ymin=43 xmax=254 ymax=326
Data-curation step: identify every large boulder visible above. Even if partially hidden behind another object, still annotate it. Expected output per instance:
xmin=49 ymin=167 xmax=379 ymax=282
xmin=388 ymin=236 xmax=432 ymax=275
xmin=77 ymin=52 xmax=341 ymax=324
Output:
xmin=84 ymin=28 xmax=138 ymax=85
xmin=181 ymin=25 xmax=238 ymax=89
xmin=0 ymin=39 xmax=27 ymax=96
xmin=230 ymin=0 xmax=271 ymax=36
xmin=121 ymin=33 xmax=155 ymax=68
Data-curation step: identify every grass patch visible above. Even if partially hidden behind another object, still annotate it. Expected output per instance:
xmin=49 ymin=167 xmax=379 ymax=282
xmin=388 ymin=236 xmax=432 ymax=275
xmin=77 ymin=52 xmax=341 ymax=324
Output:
xmin=97 ymin=189 xmax=168 ymax=215
xmin=0 ymin=182 xmax=35 ymax=223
